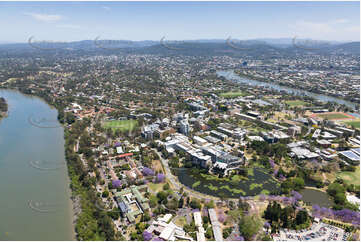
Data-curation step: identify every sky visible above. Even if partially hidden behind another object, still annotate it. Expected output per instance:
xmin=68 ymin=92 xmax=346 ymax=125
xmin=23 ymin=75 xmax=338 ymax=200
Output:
xmin=0 ymin=1 xmax=359 ymax=43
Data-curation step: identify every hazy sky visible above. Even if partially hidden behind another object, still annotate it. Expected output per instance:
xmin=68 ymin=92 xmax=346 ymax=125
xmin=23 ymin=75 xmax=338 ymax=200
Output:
xmin=0 ymin=1 xmax=359 ymax=43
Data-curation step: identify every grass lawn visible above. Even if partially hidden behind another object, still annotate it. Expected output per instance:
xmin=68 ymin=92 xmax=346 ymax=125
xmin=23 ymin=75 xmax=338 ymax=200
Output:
xmin=174 ymin=216 xmax=187 ymax=227
xmin=343 ymin=120 xmax=360 ymax=129
xmin=219 ymin=91 xmax=248 ymax=98
xmin=316 ymin=113 xmax=351 ymax=120
xmin=103 ymin=119 xmax=138 ymax=132
xmin=337 ymin=166 xmax=360 ymax=186
xmin=285 ymin=100 xmax=309 ymax=107
xmin=148 ymin=182 xmax=164 ymax=193
xmin=152 ymin=160 xmax=165 ymax=173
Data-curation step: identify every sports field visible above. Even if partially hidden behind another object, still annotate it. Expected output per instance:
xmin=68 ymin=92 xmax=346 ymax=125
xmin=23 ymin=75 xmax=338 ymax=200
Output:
xmin=102 ymin=119 xmax=138 ymax=132
xmin=315 ymin=112 xmax=355 ymax=120
xmin=219 ymin=91 xmax=248 ymax=98
xmin=285 ymin=100 xmax=309 ymax=107
xmin=337 ymin=166 xmax=360 ymax=186
xmin=343 ymin=120 xmax=360 ymax=129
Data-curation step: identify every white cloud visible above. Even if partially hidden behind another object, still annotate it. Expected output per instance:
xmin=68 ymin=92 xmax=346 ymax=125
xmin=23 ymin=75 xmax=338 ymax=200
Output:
xmin=291 ymin=20 xmax=334 ymax=36
xmin=25 ymin=13 xmax=63 ymax=22
xmin=56 ymin=24 xmax=81 ymax=29
xmin=288 ymin=19 xmax=360 ymax=40
xmin=101 ymin=6 xmax=111 ymax=11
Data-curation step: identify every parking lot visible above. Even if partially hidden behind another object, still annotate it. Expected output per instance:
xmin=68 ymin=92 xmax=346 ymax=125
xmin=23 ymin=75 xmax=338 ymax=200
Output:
xmin=273 ymin=222 xmax=349 ymax=241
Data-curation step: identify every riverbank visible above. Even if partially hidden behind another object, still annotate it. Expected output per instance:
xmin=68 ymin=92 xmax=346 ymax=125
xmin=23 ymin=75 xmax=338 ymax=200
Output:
xmin=233 ymin=70 xmax=359 ymax=105
xmin=0 ymin=96 xmax=8 ymax=121
xmin=217 ymin=70 xmax=358 ymax=110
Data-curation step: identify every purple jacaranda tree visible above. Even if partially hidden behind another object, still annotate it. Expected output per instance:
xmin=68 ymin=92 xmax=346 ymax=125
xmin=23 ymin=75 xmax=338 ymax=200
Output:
xmin=142 ymin=167 xmax=155 ymax=176
xmin=234 ymin=236 xmax=244 ymax=241
xmin=269 ymin=159 xmax=275 ymax=168
xmin=312 ymin=204 xmax=320 ymax=212
xmin=333 ymin=209 xmax=360 ymax=224
xmin=143 ymin=231 xmax=152 ymax=241
xmin=202 ymin=208 xmax=209 ymax=217
xmin=312 ymin=204 xmax=321 ymax=218
xmin=156 ymin=173 xmax=165 ymax=183
xmin=152 ymin=237 xmax=162 ymax=241
xmin=273 ymin=168 xmax=279 ymax=177
xmin=352 ymin=234 xmax=359 ymax=241
xmin=217 ymin=210 xmax=226 ymax=223
xmin=352 ymin=220 xmax=360 ymax=228
xmin=264 ymin=221 xmax=271 ymax=228
xmin=279 ymin=174 xmax=286 ymax=181
xmin=245 ymin=196 xmax=252 ymax=201
xmin=282 ymin=196 xmax=292 ymax=205
xmin=112 ymin=180 xmax=121 ymax=188
xmin=291 ymin=191 xmax=302 ymax=201
xmin=275 ymin=196 xmax=282 ymax=202
xmin=320 ymin=207 xmax=329 ymax=216
xmin=114 ymin=141 xmax=121 ymax=147
xmin=259 ymin=194 xmax=266 ymax=202
xmin=311 ymin=207 xmax=360 ymax=225
xmin=295 ymin=206 xmax=303 ymax=212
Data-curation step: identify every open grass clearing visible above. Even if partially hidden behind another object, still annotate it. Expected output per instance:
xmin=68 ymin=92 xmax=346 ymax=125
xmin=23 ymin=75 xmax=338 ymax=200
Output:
xmin=285 ymin=100 xmax=309 ymax=107
xmin=103 ymin=119 xmax=138 ymax=132
xmin=343 ymin=120 xmax=360 ymax=129
xmin=337 ymin=166 xmax=360 ymax=186
xmin=148 ymin=182 xmax=164 ymax=193
xmin=174 ymin=216 xmax=187 ymax=227
xmin=315 ymin=112 xmax=354 ymax=120
xmin=219 ymin=91 xmax=249 ymax=98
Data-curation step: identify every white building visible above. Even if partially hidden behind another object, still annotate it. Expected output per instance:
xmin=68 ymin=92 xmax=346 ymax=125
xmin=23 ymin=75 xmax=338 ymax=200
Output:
xmin=208 ymin=209 xmax=223 ymax=241
xmin=194 ymin=212 xmax=206 ymax=242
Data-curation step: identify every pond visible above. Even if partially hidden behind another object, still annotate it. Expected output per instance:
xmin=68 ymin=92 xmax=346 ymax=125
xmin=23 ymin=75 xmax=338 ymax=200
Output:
xmin=175 ymin=167 xmax=280 ymax=198
xmin=300 ymin=188 xmax=334 ymax=208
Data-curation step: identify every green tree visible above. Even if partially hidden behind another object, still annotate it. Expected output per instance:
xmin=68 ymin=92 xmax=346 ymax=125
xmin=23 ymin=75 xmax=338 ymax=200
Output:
xmin=205 ymin=226 xmax=213 ymax=239
xmin=295 ymin=210 xmax=309 ymax=225
xmin=102 ymin=190 xmax=109 ymax=198
xmin=239 ymin=215 xmax=262 ymax=240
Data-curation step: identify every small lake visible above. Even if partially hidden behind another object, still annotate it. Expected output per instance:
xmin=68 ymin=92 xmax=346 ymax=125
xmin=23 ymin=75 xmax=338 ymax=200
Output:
xmin=176 ymin=167 xmax=279 ymax=198
xmin=0 ymin=89 xmax=73 ymax=240
xmin=300 ymin=188 xmax=334 ymax=208
xmin=217 ymin=70 xmax=358 ymax=110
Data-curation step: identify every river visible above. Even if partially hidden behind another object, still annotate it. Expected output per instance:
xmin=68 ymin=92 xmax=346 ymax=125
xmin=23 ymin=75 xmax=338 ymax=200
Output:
xmin=217 ymin=70 xmax=358 ymax=109
xmin=0 ymin=89 xmax=73 ymax=241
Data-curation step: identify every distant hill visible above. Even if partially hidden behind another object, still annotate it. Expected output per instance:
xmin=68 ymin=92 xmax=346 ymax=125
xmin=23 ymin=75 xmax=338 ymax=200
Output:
xmin=328 ymin=42 xmax=360 ymax=55
xmin=0 ymin=38 xmax=358 ymax=57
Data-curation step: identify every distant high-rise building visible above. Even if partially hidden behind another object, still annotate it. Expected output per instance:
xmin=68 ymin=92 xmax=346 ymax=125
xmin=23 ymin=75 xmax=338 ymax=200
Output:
xmin=179 ymin=119 xmax=189 ymax=135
